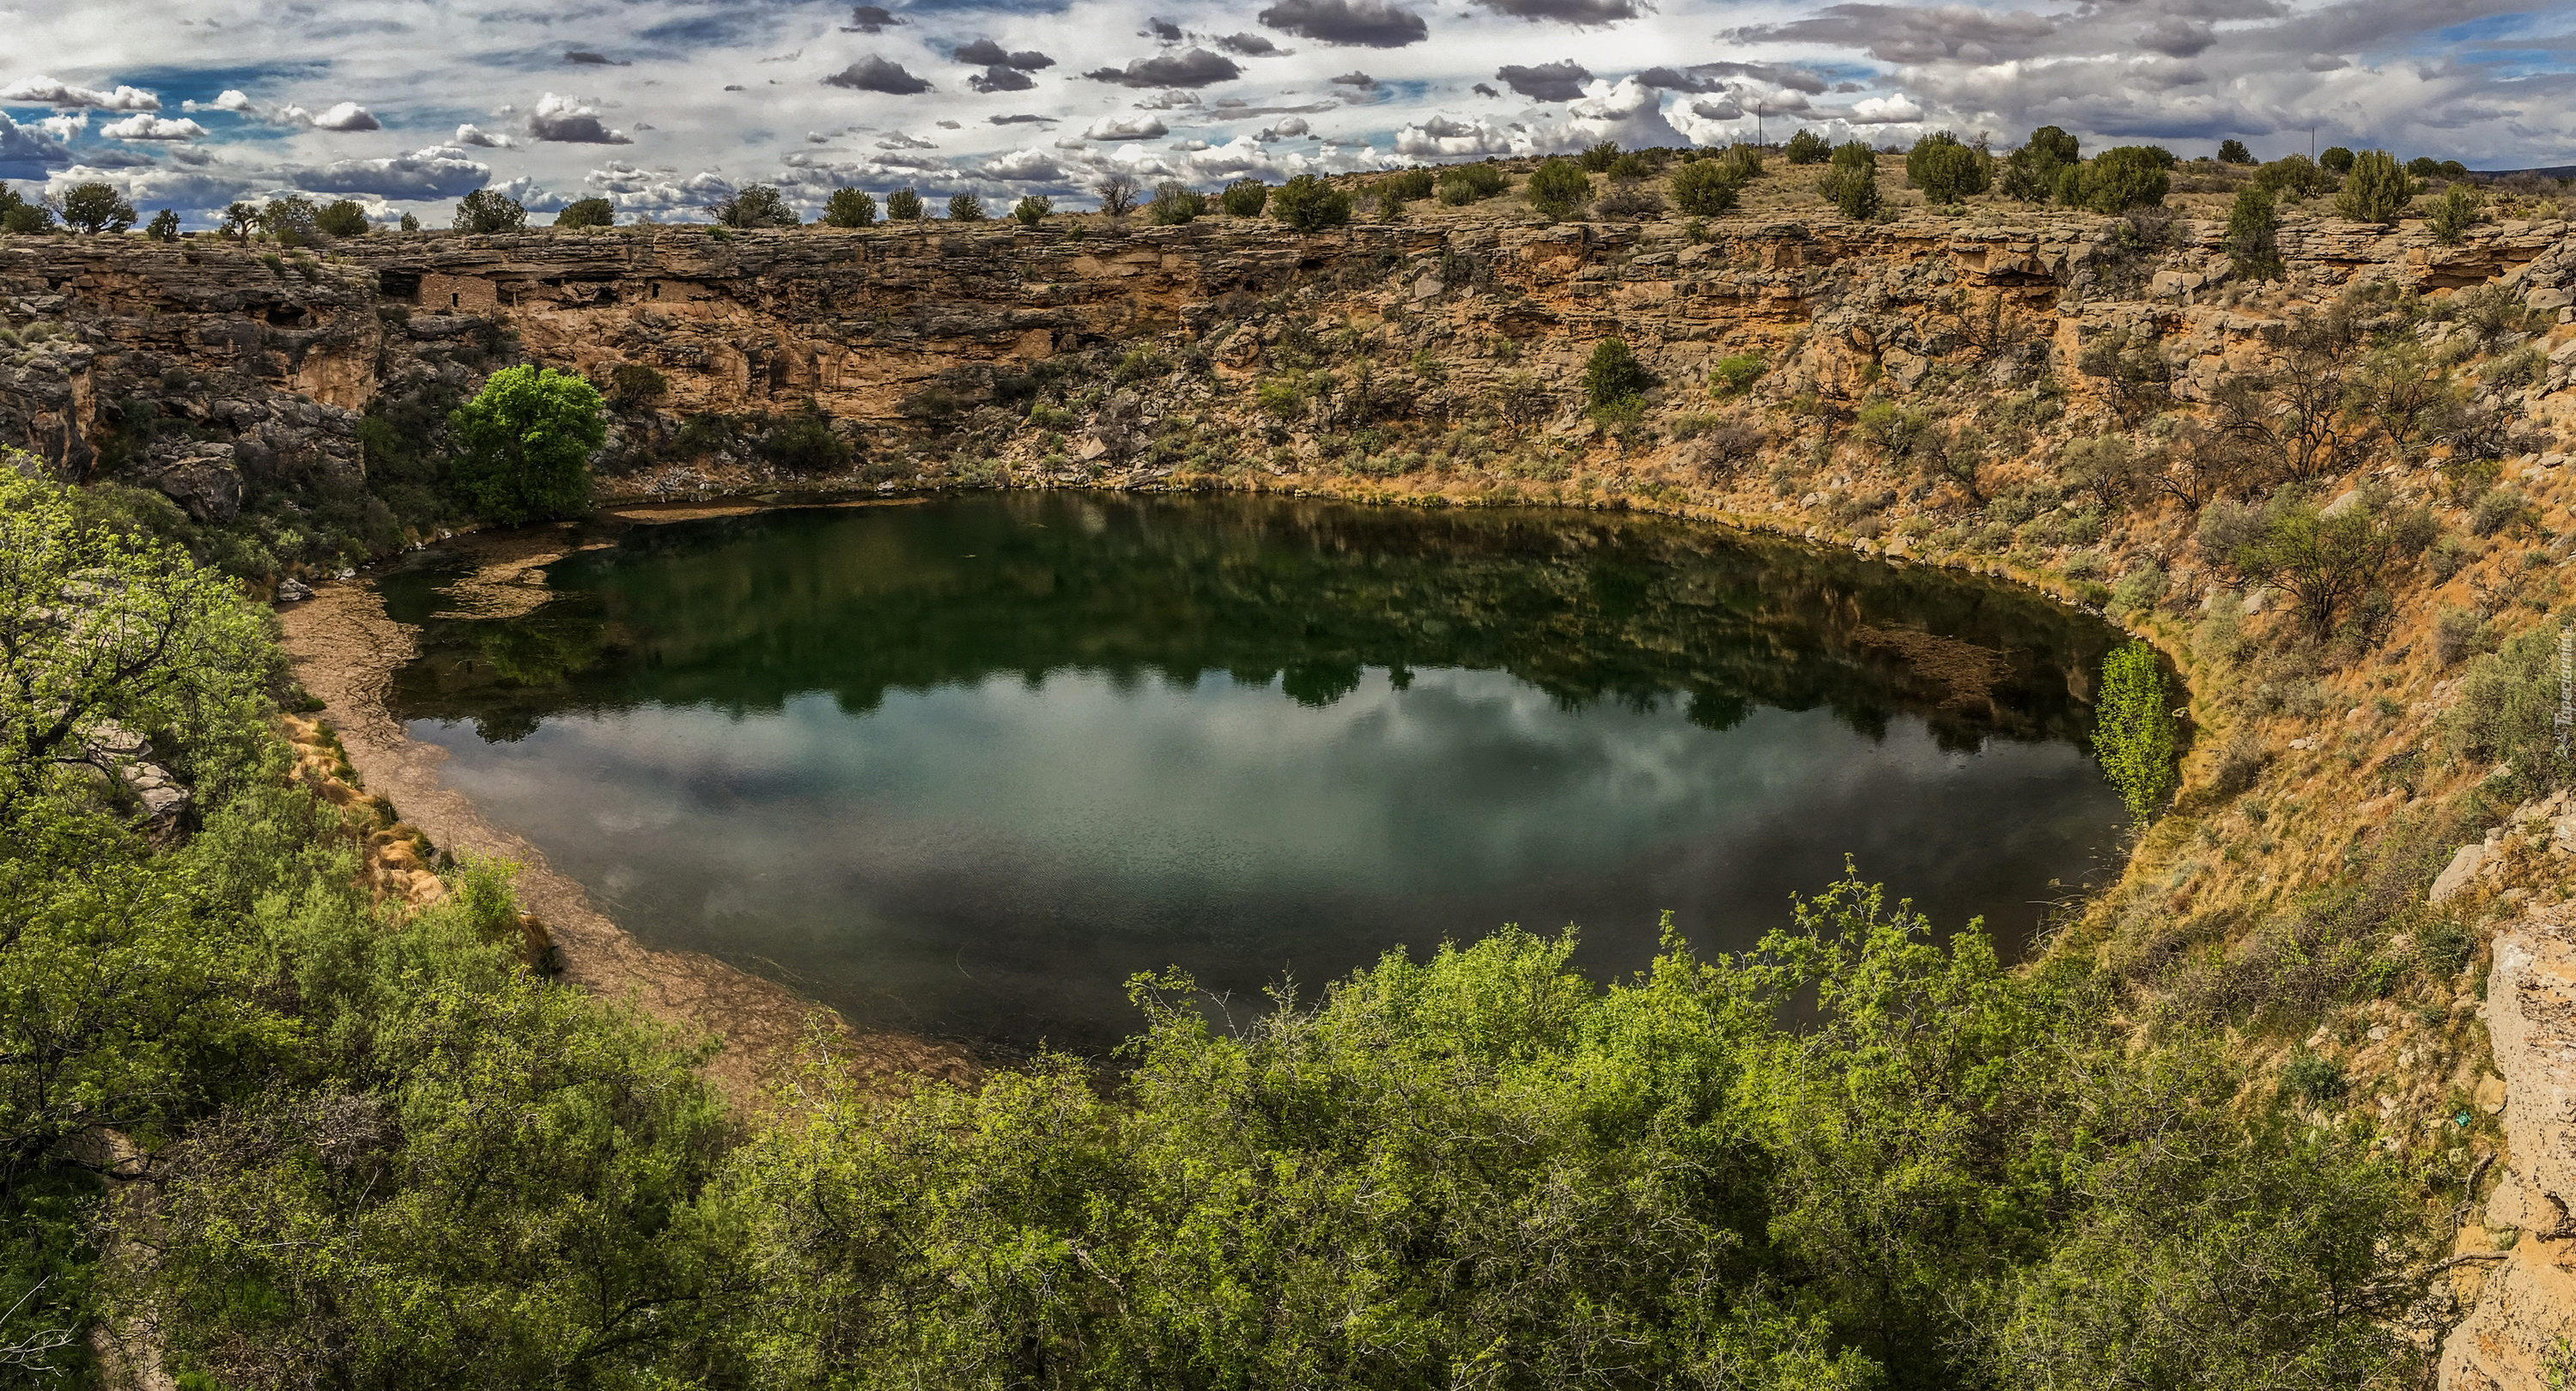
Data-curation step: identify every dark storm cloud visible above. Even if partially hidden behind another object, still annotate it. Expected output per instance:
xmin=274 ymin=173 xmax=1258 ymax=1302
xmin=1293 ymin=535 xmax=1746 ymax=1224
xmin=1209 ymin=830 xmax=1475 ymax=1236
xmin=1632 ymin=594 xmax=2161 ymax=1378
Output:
xmin=1633 ymin=66 xmax=1706 ymax=90
xmin=1149 ymin=17 xmax=1185 ymax=39
xmin=968 ymin=65 xmax=1034 ymax=91
xmin=1469 ymin=0 xmax=1642 ymax=25
xmin=2136 ymin=16 xmax=2217 ymax=56
xmin=989 ymin=112 xmax=1056 ymax=124
xmin=1495 ymin=58 xmax=1589 ymax=100
xmin=564 ymin=50 xmax=629 ymax=65
xmin=824 ymin=55 xmax=935 ymax=94
xmin=1256 ymin=0 xmax=1429 ymax=48
xmin=954 ymin=39 xmax=1054 ymax=68
xmin=1473 ymin=81 xmax=1500 ymax=96
xmin=1216 ymin=32 xmax=1282 ymax=54
xmin=1330 ymin=70 xmax=1377 ymax=88
xmin=1692 ymin=60 xmax=1829 ymax=95
xmin=1083 ymin=47 xmax=1242 ymax=87
xmin=842 ymin=5 xmax=903 ymax=33
xmin=1724 ymin=4 xmax=2057 ymax=64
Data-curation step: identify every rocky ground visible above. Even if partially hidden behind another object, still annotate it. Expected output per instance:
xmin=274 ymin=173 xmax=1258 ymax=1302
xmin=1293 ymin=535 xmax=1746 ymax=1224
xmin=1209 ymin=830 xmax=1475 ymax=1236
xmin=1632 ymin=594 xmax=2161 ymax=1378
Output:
xmin=7 ymin=166 xmax=2576 ymax=1382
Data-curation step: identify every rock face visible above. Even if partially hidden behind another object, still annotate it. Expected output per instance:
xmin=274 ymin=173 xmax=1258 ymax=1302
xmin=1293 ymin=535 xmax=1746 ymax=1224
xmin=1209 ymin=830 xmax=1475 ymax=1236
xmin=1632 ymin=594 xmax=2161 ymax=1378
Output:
xmin=4 ymin=214 xmax=2568 ymax=489
xmin=2445 ymin=904 xmax=2576 ymax=1389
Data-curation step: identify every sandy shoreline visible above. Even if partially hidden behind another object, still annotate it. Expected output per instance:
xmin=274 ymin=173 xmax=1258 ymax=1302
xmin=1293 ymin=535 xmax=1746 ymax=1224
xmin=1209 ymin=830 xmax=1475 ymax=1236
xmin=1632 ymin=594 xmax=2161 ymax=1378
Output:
xmin=275 ymin=530 xmax=979 ymax=1110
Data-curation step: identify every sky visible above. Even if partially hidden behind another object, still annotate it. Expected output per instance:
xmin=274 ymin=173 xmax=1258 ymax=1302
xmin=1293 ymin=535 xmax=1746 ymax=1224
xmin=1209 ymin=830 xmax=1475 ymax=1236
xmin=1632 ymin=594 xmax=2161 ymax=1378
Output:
xmin=3 ymin=0 xmax=2570 ymax=226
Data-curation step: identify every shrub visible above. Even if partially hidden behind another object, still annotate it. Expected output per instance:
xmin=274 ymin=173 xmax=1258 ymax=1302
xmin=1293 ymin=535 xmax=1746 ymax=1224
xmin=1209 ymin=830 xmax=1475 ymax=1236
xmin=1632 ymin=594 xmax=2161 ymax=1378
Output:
xmin=144 ymin=209 xmax=180 ymax=241
xmin=1820 ymin=143 xmax=1882 ymax=219
xmin=2 ymin=197 xmax=54 ymax=234
xmin=823 ymin=188 xmax=878 ymax=228
xmin=1148 ymin=182 xmax=1205 ymax=225
xmin=1669 ymin=160 xmax=1741 ymax=216
xmin=2218 ymin=138 xmax=2255 ymax=165
xmin=1783 ymin=129 xmax=1832 ymax=164
xmin=2335 ymin=151 xmax=2415 ymax=223
xmin=1220 ymin=178 xmax=1269 ymax=216
xmin=399 ymin=212 xmax=419 ymax=232
xmin=2253 ymin=155 xmax=2331 ymax=202
xmin=1595 ymin=181 xmax=1666 ymax=220
xmin=1582 ymin=337 xmax=1652 ymax=412
xmin=1435 ymin=164 xmax=1508 ymax=204
xmin=2281 ymin=1051 xmax=2348 ymax=1105
xmin=2227 ymin=495 xmax=2433 ymax=636
xmin=2468 ymin=487 xmax=2530 ymax=538
xmin=1711 ymin=144 xmax=1765 ymax=182
xmin=552 ymin=197 xmax=614 ymax=229
xmin=2078 ymin=147 xmax=2170 ymax=213
xmin=1272 ymin=174 xmax=1353 ymax=232
xmin=1114 ymin=348 xmax=1168 ymax=384
xmin=714 ymin=184 xmax=799 ymax=228
xmin=446 ymin=366 xmax=605 ymax=525
xmin=258 ymin=195 xmax=321 ymax=246
xmin=885 ymin=188 xmax=924 ymax=222
xmin=2433 ymin=608 xmax=2488 ymax=668
xmin=2445 ymin=623 xmax=2576 ymax=792
xmin=1905 ymin=131 xmax=1990 ymax=202
xmin=1577 ymin=140 xmax=1621 ymax=173
xmin=946 ymin=193 xmax=987 ymax=222
xmin=1524 ymin=158 xmax=1591 ymax=221
xmin=2426 ymin=184 xmax=2484 ymax=245
xmin=1383 ymin=168 xmax=1435 ymax=202
xmin=756 ymin=402 xmax=854 ymax=473
xmin=2406 ymin=155 xmax=2440 ymax=179
xmin=604 ymin=362 xmax=667 ymax=409
xmin=1012 ymin=194 xmax=1053 ymax=226
xmin=1094 ymin=173 xmax=1140 ymax=217
xmin=2226 ymin=188 xmax=2285 ymax=281
xmin=2319 ymin=146 xmax=2356 ymax=175
xmin=1709 ymin=353 xmax=1766 ymax=395
xmin=453 ymin=188 xmax=526 ymax=233
xmin=2094 ymin=641 xmax=2178 ymax=821
xmin=60 ymin=181 xmax=137 ymax=234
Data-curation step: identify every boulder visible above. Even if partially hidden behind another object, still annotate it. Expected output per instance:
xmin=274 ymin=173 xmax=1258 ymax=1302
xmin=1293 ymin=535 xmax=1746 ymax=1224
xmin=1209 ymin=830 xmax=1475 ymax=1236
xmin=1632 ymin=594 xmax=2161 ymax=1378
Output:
xmin=155 ymin=451 xmax=242 ymax=524
xmin=2432 ymin=841 xmax=2491 ymax=904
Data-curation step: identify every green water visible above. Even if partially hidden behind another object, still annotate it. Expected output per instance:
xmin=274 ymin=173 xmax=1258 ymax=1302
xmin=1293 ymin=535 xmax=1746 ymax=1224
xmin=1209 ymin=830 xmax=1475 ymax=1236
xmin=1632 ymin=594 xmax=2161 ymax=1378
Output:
xmin=382 ymin=494 xmax=2130 ymax=1052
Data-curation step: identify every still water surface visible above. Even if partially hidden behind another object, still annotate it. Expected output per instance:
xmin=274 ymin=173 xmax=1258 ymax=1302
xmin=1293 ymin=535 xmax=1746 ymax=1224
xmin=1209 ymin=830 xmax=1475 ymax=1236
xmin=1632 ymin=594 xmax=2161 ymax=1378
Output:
xmin=381 ymin=495 xmax=2129 ymax=1052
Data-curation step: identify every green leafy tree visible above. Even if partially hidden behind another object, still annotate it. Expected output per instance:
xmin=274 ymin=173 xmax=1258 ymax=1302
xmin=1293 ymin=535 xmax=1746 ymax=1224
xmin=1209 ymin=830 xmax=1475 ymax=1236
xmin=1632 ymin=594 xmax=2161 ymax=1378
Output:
xmin=1523 ymin=157 xmax=1591 ymax=221
xmin=1012 ymin=194 xmax=1052 ymax=226
xmin=2319 ymin=146 xmax=2355 ymax=174
xmin=946 ymin=192 xmax=986 ymax=222
xmin=314 ymin=198 xmax=372 ymax=236
xmin=1270 ymin=173 xmax=1353 ymax=232
xmin=2226 ymin=493 xmax=2433 ymax=636
xmin=884 ymin=188 xmax=925 ymax=222
xmin=259 ymin=195 xmax=320 ymax=247
xmin=2217 ymin=138 xmax=2255 ymax=165
xmin=1669 ymin=159 xmax=1742 ymax=216
xmin=2092 ymin=641 xmax=2178 ymax=821
xmin=219 ymin=201 xmax=258 ymax=240
xmin=2077 ymin=146 xmax=2170 ymax=213
xmin=552 ymin=197 xmax=615 ymax=228
xmin=1905 ymin=131 xmax=1990 ymax=202
xmin=1783 ymin=128 xmax=1832 ymax=164
xmin=2225 ymin=187 xmax=2285 ymax=282
xmin=59 ymin=182 xmax=136 ymax=234
xmin=1820 ymin=143 xmax=1882 ymax=219
xmin=398 ymin=211 xmax=420 ymax=232
xmin=144 ymin=209 xmax=180 ymax=241
xmin=2254 ymin=154 xmax=2332 ymax=201
xmin=2335 ymin=150 xmax=2415 ymax=223
xmin=1220 ymin=178 xmax=1269 ymax=216
xmin=453 ymin=188 xmax=526 ymax=233
xmin=2405 ymin=155 xmax=2439 ymax=179
xmin=822 ymin=187 xmax=878 ymax=228
xmin=0 ymin=186 xmax=49 ymax=234
xmin=445 ymin=366 xmax=606 ymax=525
xmin=715 ymin=184 xmax=799 ymax=228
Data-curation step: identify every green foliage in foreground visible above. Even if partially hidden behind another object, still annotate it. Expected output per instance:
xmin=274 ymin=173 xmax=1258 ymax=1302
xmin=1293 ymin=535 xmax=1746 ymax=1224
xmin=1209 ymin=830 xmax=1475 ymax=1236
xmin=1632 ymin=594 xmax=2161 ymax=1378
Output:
xmin=2093 ymin=641 xmax=2178 ymax=821
xmin=446 ymin=365 xmax=606 ymax=525
xmin=0 ymin=476 xmax=2442 ymax=1390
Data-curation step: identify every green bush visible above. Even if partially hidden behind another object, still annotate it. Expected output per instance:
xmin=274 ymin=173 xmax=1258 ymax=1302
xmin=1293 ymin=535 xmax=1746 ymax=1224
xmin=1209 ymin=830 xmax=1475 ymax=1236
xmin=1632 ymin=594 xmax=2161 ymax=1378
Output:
xmin=1905 ymin=131 xmax=1990 ymax=202
xmin=445 ymin=366 xmax=605 ymax=525
xmin=453 ymin=188 xmax=526 ymax=233
xmin=1783 ymin=129 xmax=1832 ymax=164
xmin=1012 ymin=194 xmax=1053 ymax=226
xmin=2445 ymin=623 xmax=2576 ymax=793
xmin=2093 ymin=641 xmax=2178 ymax=821
xmin=2078 ymin=147 xmax=2171 ymax=213
xmin=1669 ymin=160 xmax=1741 ymax=216
xmin=2218 ymin=138 xmax=2255 ymax=165
xmin=1382 ymin=167 xmax=1435 ymax=203
xmin=2426 ymin=184 xmax=2484 ymax=245
xmin=1710 ymin=353 xmax=1767 ymax=394
xmin=1271 ymin=174 xmax=1352 ymax=232
xmin=2335 ymin=151 xmax=2415 ymax=223
xmin=717 ymin=185 xmax=799 ymax=228
xmin=1435 ymin=164 xmax=1508 ymax=205
xmin=1582 ymin=337 xmax=1652 ymax=412
xmin=1524 ymin=158 xmax=1592 ymax=221
xmin=59 ymin=181 xmax=137 ymax=234
xmin=2253 ymin=155 xmax=2332 ymax=202
xmin=946 ymin=193 xmax=987 ymax=222
xmin=2319 ymin=146 xmax=2355 ymax=175
xmin=1577 ymin=140 xmax=1621 ymax=173
xmin=1220 ymin=178 xmax=1269 ymax=216
xmin=145 ymin=208 xmax=181 ymax=241
xmin=1148 ymin=182 xmax=1204 ymax=225
xmin=2226 ymin=187 xmax=2285 ymax=281
xmin=885 ymin=188 xmax=924 ymax=222
xmin=1820 ymin=143 xmax=1882 ymax=219
xmin=1999 ymin=126 xmax=2079 ymax=203
xmin=550 ymin=197 xmax=614 ymax=229
xmin=823 ymin=188 xmax=878 ymax=228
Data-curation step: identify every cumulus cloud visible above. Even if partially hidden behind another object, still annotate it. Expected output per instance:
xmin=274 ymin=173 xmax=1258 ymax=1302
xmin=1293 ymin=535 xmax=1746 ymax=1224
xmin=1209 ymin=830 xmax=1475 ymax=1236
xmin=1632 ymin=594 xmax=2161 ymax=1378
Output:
xmin=182 ymin=89 xmax=258 ymax=113
xmin=823 ymin=56 xmax=934 ymax=94
xmin=529 ymin=92 xmax=635 ymax=143
xmin=1148 ymin=18 xmax=1186 ymax=40
xmin=1331 ymin=70 xmax=1378 ymax=89
xmin=100 ymin=113 xmax=205 ymax=141
xmin=983 ymin=146 xmax=1066 ymax=179
xmin=1394 ymin=113 xmax=1515 ymax=155
xmin=1473 ymin=82 xmax=1500 ymax=97
xmin=0 ymin=111 xmax=71 ymax=175
xmin=303 ymin=101 xmax=380 ymax=131
xmin=1470 ymin=0 xmax=1643 ymax=24
xmin=1216 ymin=33 xmax=1284 ymax=55
xmin=1085 ymin=112 xmax=1170 ymax=139
xmin=0 ymin=76 xmax=161 ymax=111
xmin=1257 ymin=0 xmax=1428 ymax=47
xmin=1084 ymin=48 xmax=1242 ymax=88
xmin=290 ymin=144 xmax=494 ymax=199
xmin=877 ymin=131 xmax=938 ymax=149
xmin=1259 ymin=115 xmax=1313 ymax=139
xmin=956 ymin=40 xmax=1056 ymax=69
xmin=1497 ymin=60 xmax=1590 ymax=101
xmin=1845 ymin=94 xmax=1924 ymax=124
xmin=842 ymin=5 xmax=902 ymax=33
xmin=1724 ymin=4 xmax=2057 ymax=65
xmin=970 ymin=67 xmax=1036 ymax=92
xmin=454 ymin=123 xmax=516 ymax=148
xmin=38 ymin=112 xmax=87 ymax=141
xmin=1633 ymin=67 xmax=1708 ymax=92
xmin=1692 ymin=61 xmax=1829 ymax=95
xmin=2136 ymin=16 xmax=2217 ymax=58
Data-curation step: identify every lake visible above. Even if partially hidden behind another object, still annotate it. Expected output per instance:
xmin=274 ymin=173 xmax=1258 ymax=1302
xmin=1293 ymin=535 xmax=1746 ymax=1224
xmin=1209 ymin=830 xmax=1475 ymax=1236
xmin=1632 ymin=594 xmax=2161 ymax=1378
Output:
xmin=380 ymin=494 xmax=2131 ymax=1053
